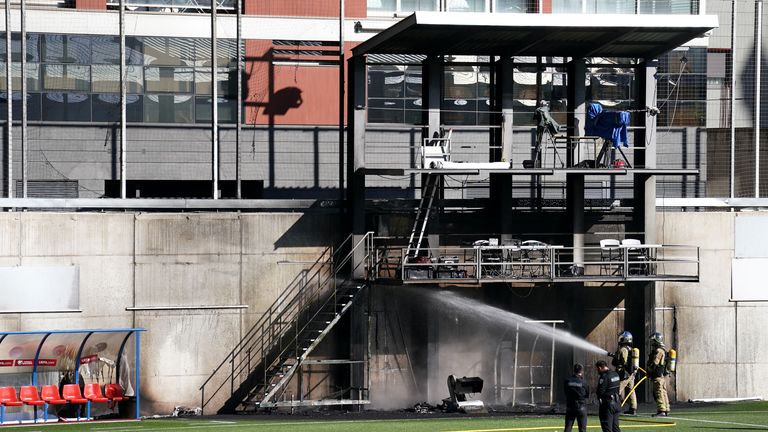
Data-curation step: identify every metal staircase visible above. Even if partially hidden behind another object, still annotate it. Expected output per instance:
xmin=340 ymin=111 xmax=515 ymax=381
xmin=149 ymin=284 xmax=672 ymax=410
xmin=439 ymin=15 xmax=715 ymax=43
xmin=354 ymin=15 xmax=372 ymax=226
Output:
xmin=406 ymin=174 xmax=440 ymax=259
xmin=200 ymin=233 xmax=375 ymax=414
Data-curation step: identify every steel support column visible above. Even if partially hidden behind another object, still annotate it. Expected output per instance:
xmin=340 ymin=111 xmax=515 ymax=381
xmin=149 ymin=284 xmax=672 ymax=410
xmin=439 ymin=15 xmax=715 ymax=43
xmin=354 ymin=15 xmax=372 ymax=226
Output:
xmin=347 ymin=55 xmax=366 ymax=279
xmin=490 ymin=57 xmax=515 ymax=244
xmin=567 ymin=58 xmax=586 ymax=167
xmin=423 ymin=55 xmax=442 ymax=250
xmin=630 ymin=60 xmax=658 ymax=403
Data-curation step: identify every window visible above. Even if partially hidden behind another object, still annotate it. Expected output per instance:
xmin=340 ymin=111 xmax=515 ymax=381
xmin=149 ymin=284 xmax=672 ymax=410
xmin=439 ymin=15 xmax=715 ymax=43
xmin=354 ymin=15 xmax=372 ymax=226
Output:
xmin=194 ymin=38 xmax=240 ymax=68
xmin=0 ymin=92 xmax=42 ymax=121
xmin=43 ymin=64 xmax=90 ymax=91
xmin=89 ymin=36 xmax=144 ymax=65
xmin=92 ymin=93 xmax=143 ymax=122
xmin=495 ymin=0 xmax=533 ymax=12
xmin=195 ymin=96 xmax=237 ymax=123
xmin=442 ymin=64 xmax=490 ymax=125
xmin=656 ymin=48 xmax=707 ymax=126
xmin=145 ymin=67 xmax=194 ymax=93
xmin=144 ymin=94 xmax=194 ymax=123
xmin=90 ymin=65 xmax=144 ymax=94
xmin=367 ymin=64 xmax=422 ymax=124
xmin=42 ymin=34 xmax=90 ymax=64
xmin=42 ymin=92 xmax=91 ymax=121
xmin=552 ymin=0 xmax=582 ymax=13
xmin=0 ymin=33 xmax=41 ymax=62
xmin=447 ymin=0 xmax=487 ymax=12
xmin=0 ymin=63 xmax=41 ymax=92
xmin=585 ymin=0 xmax=634 ymax=13
xmin=141 ymin=37 xmax=195 ymax=66
xmin=194 ymin=67 xmax=233 ymax=96
xmin=367 ymin=0 xmax=438 ymax=14
xmin=639 ymin=0 xmax=698 ymax=14
xmin=4 ymin=33 xmax=240 ymax=124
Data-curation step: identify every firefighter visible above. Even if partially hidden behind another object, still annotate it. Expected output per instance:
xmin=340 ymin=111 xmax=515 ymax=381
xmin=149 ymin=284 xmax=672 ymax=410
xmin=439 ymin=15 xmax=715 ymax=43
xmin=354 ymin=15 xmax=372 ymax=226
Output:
xmin=611 ymin=331 xmax=638 ymax=415
xmin=564 ymin=363 xmax=589 ymax=432
xmin=647 ymin=331 xmax=670 ymax=416
xmin=595 ymin=360 xmax=621 ymax=432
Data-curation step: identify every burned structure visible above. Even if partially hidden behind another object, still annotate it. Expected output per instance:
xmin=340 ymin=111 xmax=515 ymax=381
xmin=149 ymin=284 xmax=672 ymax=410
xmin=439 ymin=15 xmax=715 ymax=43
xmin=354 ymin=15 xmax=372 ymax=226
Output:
xmin=345 ymin=12 xmax=714 ymax=408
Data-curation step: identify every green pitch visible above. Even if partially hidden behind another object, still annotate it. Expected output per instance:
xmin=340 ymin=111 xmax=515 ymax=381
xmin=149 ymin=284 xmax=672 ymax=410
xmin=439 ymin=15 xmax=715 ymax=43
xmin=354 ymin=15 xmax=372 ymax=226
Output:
xmin=5 ymin=401 xmax=768 ymax=431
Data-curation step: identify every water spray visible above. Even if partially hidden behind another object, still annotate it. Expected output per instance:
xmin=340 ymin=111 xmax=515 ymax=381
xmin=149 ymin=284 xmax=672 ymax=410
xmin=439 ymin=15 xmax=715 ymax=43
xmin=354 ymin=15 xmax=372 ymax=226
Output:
xmin=430 ymin=290 xmax=608 ymax=355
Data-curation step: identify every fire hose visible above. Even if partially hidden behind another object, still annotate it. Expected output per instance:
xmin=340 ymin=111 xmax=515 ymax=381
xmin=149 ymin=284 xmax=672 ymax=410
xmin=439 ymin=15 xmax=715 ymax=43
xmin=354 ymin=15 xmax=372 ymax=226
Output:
xmin=621 ymin=366 xmax=648 ymax=407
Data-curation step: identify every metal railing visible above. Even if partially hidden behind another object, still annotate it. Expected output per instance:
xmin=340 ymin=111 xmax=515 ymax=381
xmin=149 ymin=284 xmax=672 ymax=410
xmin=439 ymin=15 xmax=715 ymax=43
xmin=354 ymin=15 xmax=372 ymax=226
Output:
xmin=399 ymin=244 xmax=699 ymax=283
xmin=199 ymin=232 xmax=375 ymax=414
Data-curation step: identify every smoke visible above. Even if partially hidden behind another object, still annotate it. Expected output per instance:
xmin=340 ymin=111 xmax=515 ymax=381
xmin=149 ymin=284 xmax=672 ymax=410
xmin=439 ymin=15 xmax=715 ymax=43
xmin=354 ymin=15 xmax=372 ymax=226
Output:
xmin=367 ymin=287 xmax=608 ymax=410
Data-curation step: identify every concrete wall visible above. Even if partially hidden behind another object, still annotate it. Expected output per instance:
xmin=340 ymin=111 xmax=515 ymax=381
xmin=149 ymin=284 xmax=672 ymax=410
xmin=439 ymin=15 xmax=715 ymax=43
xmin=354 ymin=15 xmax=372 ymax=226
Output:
xmin=0 ymin=211 xmax=340 ymax=414
xmin=656 ymin=211 xmax=768 ymax=401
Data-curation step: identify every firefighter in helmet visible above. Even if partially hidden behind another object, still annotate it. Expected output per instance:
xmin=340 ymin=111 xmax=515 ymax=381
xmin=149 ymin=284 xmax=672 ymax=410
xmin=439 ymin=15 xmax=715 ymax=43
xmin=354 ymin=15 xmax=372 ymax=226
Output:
xmin=612 ymin=330 xmax=638 ymax=415
xmin=647 ymin=331 xmax=670 ymax=416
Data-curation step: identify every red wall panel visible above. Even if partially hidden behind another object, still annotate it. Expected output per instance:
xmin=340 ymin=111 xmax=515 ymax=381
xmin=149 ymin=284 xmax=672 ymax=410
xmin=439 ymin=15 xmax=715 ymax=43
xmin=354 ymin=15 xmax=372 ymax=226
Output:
xmin=75 ymin=0 xmax=106 ymax=10
xmin=245 ymin=0 xmax=366 ymax=18
xmin=244 ymin=40 xmax=358 ymax=126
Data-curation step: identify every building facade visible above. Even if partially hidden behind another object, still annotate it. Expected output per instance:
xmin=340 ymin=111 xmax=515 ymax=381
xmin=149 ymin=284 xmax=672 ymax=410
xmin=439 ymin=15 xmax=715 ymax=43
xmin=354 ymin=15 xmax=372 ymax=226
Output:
xmin=0 ymin=0 xmax=767 ymax=417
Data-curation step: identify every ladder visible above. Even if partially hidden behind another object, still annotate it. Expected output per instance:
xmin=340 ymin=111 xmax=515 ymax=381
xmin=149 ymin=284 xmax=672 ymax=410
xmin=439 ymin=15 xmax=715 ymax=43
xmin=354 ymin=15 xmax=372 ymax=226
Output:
xmin=406 ymin=174 xmax=439 ymax=259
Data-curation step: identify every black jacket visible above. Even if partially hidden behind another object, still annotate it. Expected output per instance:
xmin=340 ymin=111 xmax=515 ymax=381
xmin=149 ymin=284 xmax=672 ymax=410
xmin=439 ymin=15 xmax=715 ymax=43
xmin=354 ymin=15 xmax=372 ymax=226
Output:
xmin=564 ymin=374 xmax=589 ymax=409
xmin=596 ymin=370 xmax=621 ymax=403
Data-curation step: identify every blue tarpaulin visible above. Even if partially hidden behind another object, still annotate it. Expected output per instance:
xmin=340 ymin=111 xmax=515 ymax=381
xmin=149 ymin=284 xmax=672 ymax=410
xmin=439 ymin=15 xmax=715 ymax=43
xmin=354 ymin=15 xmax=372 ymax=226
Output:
xmin=585 ymin=103 xmax=630 ymax=148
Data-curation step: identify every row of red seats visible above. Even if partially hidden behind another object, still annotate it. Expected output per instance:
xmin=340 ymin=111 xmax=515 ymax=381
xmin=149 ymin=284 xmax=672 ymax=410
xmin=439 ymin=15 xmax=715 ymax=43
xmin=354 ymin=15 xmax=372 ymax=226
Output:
xmin=0 ymin=384 xmax=125 ymax=424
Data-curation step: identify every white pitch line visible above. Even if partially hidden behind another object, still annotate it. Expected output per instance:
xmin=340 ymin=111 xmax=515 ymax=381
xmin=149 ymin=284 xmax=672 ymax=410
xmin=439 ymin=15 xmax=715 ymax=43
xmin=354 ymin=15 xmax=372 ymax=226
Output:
xmin=92 ymin=427 xmax=146 ymax=431
xmin=666 ymin=415 xmax=768 ymax=429
xmin=91 ymin=417 xmax=520 ymax=432
xmin=670 ymin=409 xmax=768 ymax=416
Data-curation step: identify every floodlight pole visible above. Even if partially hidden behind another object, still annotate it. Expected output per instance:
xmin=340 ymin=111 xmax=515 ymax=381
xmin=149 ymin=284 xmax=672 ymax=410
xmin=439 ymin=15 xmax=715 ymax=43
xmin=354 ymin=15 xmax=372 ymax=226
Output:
xmin=756 ymin=0 xmax=763 ymax=198
xmin=338 ymin=0 xmax=345 ymax=198
xmin=730 ymin=0 xmax=736 ymax=199
xmin=21 ymin=0 xmax=27 ymax=197
xmin=5 ymin=0 xmax=12 ymax=199
xmin=235 ymin=0 xmax=242 ymax=198
xmin=211 ymin=0 xmax=219 ymax=199
xmin=120 ymin=0 xmax=127 ymax=199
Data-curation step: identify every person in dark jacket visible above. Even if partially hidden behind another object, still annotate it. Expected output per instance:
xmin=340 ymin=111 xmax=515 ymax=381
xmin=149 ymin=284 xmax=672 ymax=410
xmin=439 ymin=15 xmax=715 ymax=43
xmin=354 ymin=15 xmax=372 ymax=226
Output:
xmin=564 ymin=363 xmax=589 ymax=432
xmin=596 ymin=360 xmax=621 ymax=432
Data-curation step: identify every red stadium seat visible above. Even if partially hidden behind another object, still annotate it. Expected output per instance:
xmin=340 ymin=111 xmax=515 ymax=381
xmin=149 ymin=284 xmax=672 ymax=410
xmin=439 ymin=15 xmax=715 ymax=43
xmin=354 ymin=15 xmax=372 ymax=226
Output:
xmin=84 ymin=384 xmax=109 ymax=403
xmin=0 ymin=387 xmax=23 ymax=407
xmin=62 ymin=385 xmax=87 ymax=404
xmin=40 ymin=385 xmax=66 ymax=405
xmin=19 ymin=386 xmax=45 ymax=407
xmin=0 ymin=387 xmax=23 ymax=424
xmin=40 ymin=385 xmax=67 ymax=422
xmin=104 ymin=384 xmax=125 ymax=402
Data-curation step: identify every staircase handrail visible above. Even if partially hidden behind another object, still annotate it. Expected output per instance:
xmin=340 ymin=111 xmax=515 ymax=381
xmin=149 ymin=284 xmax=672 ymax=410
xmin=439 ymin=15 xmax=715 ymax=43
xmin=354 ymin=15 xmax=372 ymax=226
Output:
xmin=257 ymin=232 xmax=374 ymax=404
xmin=199 ymin=242 xmax=337 ymax=409
xmin=200 ymin=232 xmax=373 ymax=412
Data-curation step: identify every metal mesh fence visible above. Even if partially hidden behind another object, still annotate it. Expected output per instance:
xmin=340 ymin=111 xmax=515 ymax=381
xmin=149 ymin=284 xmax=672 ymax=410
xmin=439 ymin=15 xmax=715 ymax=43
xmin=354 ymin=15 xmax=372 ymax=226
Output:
xmin=0 ymin=1 xmax=766 ymax=200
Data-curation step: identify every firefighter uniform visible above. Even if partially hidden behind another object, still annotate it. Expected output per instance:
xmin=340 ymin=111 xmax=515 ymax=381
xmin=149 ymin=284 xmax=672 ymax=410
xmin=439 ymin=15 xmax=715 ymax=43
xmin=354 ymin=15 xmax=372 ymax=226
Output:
xmin=613 ymin=345 xmax=637 ymax=413
xmin=648 ymin=345 xmax=670 ymax=414
xmin=564 ymin=373 xmax=589 ymax=432
xmin=597 ymin=369 xmax=621 ymax=432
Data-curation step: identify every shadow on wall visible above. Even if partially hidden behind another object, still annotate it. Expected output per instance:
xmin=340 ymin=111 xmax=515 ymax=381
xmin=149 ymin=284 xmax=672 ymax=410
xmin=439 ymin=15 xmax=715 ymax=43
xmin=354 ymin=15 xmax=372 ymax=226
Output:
xmin=263 ymin=87 xmax=303 ymax=116
xmin=272 ymin=211 xmax=342 ymax=249
xmin=243 ymin=46 xmax=343 ymax=197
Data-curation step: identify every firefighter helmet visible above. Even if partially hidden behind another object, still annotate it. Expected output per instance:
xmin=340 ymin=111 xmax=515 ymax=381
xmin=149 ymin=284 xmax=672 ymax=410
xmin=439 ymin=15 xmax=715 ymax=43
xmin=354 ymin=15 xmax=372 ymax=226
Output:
xmin=649 ymin=331 xmax=664 ymax=346
xmin=618 ymin=331 xmax=633 ymax=345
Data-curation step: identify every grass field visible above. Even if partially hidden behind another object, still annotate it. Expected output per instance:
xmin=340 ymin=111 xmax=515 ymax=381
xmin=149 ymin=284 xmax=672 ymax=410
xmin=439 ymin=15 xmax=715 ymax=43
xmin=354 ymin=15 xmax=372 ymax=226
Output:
xmin=4 ymin=401 xmax=768 ymax=431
